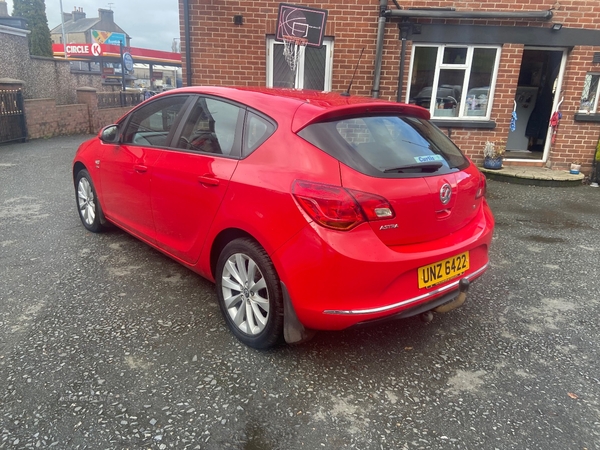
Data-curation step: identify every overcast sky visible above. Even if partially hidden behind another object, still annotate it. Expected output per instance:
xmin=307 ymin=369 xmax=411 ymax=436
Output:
xmin=5 ymin=0 xmax=181 ymax=52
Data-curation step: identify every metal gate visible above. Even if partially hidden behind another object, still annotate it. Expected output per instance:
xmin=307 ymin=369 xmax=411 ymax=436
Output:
xmin=0 ymin=90 xmax=27 ymax=144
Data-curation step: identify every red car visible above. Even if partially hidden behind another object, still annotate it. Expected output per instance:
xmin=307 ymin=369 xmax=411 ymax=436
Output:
xmin=73 ymin=87 xmax=494 ymax=349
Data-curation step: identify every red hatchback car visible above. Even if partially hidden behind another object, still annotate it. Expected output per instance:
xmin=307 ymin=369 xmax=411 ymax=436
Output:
xmin=73 ymin=86 xmax=494 ymax=349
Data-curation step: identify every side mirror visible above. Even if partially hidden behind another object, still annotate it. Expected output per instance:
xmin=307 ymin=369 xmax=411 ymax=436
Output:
xmin=99 ymin=125 xmax=120 ymax=144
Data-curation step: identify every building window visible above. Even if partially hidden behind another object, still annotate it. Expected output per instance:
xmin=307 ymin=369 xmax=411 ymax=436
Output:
xmin=266 ymin=36 xmax=333 ymax=91
xmin=579 ymin=73 xmax=600 ymax=114
xmin=407 ymin=45 xmax=501 ymax=120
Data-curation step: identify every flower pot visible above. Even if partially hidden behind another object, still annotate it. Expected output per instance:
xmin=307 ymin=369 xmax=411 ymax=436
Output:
xmin=569 ymin=163 xmax=581 ymax=174
xmin=483 ymin=156 xmax=503 ymax=170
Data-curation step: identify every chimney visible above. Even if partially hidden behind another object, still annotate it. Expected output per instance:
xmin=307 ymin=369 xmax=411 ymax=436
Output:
xmin=0 ymin=1 xmax=9 ymax=18
xmin=98 ymin=8 xmax=114 ymax=24
xmin=72 ymin=6 xmax=85 ymax=21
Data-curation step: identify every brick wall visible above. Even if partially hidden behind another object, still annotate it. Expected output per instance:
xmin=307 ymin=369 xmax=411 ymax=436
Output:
xmin=181 ymin=0 xmax=600 ymax=174
xmin=21 ymin=92 xmax=133 ymax=140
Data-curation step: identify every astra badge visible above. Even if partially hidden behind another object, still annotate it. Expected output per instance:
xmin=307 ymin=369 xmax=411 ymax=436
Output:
xmin=440 ymin=183 xmax=452 ymax=205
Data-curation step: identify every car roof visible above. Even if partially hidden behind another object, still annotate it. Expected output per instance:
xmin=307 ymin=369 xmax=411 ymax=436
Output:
xmin=155 ymin=86 xmax=430 ymax=132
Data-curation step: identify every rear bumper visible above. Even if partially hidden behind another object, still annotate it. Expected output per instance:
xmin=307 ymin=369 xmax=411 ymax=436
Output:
xmin=323 ymin=263 xmax=486 ymax=316
xmin=271 ymin=203 xmax=494 ymax=330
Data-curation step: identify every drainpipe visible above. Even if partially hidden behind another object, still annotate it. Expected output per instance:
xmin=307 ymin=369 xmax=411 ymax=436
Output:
xmin=371 ymin=0 xmax=388 ymax=98
xmin=183 ymin=0 xmax=192 ymax=86
xmin=396 ymin=20 xmax=409 ymax=103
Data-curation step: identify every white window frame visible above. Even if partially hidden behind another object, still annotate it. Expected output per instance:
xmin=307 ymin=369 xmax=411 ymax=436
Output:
xmin=266 ymin=36 xmax=334 ymax=91
xmin=406 ymin=44 xmax=501 ymax=120
xmin=579 ymin=73 xmax=600 ymax=114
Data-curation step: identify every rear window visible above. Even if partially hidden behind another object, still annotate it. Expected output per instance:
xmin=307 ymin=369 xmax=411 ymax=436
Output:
xmin=298 ymin=115 xmax=468 ymax=177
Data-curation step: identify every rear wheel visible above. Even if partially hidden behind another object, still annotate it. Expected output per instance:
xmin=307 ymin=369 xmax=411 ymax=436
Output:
xmin=75 ymin=169 xmax=106 ymax=233
xmin=215 ymin=238 xmax=284 ymax=349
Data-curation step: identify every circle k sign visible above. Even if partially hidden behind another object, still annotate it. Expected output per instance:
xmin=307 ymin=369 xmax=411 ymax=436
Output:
xmin=91 ymin=43 xmax=102 ymax=56
xmin=65 ymin=43 xmax=103 ymax=57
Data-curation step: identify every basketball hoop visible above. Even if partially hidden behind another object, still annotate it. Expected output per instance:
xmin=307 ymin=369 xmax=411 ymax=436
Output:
xmin=282 ymin=35 xmax=308 ymax=72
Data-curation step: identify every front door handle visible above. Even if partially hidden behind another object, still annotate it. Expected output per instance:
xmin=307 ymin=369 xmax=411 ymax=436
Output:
xmin=198 ymin=175 xmax=220 ymax=186
xmin=133 ymin=164 xmax=148 ymax=173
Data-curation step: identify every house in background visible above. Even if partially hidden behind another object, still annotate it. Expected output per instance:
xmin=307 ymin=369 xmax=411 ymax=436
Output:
xmin=50 ymin=7 xmax=130 ymax=47
xmin=178 ymin=0 xmax=600 ymax=175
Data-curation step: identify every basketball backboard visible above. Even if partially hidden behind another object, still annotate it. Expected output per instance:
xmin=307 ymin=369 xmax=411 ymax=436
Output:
xmin=276 ymin=3 xmax=328 ymax=48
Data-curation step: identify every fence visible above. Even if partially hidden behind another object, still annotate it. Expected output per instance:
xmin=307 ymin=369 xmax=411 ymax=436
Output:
xmin=97 ymin=91 xmax=144 ymax=109
xmin=0 ymin=90 xmax=27 ymax=144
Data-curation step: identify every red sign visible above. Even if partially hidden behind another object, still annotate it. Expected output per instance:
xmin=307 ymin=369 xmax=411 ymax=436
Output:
xmin=52 ymin=43 xmax=182 ymax=64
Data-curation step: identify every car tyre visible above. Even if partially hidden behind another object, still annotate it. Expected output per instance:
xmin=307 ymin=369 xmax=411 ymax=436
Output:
xmin=216 ymin=238 xmax=284 ymax=349
xmin=75 ymin=169 xmax=106 ymax=233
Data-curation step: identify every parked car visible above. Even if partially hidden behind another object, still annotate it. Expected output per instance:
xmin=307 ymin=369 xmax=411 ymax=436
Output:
xmin=73 ymin=86 xmax=494 ymax=349
xmin=411 ymin=84 xmax=462 ymax=110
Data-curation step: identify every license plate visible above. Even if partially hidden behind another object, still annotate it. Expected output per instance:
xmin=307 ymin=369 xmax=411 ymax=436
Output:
xmin=418 ymin=252 xmax=469 ymax=289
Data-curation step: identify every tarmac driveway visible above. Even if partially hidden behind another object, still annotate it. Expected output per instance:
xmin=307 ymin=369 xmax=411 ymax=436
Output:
xmin=1 ymin=135 xmax=599 ymax=449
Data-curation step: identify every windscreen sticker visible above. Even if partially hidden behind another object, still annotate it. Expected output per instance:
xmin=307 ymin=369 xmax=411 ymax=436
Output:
xmin=414 ymin=154 xmax=445 ymax=163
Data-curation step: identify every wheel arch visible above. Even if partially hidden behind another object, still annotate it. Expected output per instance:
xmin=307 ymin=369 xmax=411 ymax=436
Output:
xmin=73 ymin=161 xmax=87 ymax=186
xmin=209 ymin=228 xmax=258 ymax=279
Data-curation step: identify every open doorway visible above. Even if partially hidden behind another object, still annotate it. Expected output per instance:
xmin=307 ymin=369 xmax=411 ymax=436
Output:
xmin=505 ymin=48 xmax=566 ymax=161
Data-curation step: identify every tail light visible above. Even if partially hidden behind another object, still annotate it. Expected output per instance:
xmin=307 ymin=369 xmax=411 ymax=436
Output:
xmin=475 ymin=174 xmax=487 ymax=199
xmin=292 ymin=180 xmax=395 ymax=231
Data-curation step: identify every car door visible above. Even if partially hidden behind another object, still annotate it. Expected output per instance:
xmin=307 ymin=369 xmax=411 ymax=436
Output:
xmin=150 ymin=96 xmax=244 ymax=264
xmin=100 ymin=95 xmax=190 ymax=242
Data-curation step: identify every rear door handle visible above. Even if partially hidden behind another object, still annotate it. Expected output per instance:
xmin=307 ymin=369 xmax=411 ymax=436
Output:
xmin=198 ymin=175 xmax=220 ymax=186
xmin=133 ymin=164 xmax=148 ymax=173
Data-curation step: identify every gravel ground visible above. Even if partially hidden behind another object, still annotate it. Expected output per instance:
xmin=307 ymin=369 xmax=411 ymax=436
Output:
xmin=1 ymin=135 xmax=599 ymax=449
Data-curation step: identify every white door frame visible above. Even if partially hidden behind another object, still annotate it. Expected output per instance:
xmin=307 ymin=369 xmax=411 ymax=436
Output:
xmin=506 ymin=47 xmax=568 ymax=164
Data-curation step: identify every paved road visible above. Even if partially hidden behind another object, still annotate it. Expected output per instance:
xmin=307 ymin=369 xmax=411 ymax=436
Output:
xmin=1 ymin=135 xmax=599 ymax=449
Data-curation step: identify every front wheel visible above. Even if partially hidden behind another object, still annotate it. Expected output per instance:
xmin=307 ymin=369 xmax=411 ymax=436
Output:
xmin=75 ymin=169 xmax=106 ymax=233
xmin=215 ymin=238 xmax=284 ymax=349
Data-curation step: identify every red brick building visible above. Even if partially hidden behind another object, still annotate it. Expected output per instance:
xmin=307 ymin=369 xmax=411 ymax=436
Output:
xmin=178 ymin=0 xmax=600 ymax=174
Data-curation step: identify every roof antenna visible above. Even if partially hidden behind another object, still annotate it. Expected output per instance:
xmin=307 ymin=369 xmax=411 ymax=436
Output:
xmin=341 ymin=47 xmax=365 ymax=97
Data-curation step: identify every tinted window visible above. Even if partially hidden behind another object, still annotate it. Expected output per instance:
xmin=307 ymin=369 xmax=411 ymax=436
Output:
xmin=243 ymin=112 xmax=276 ymax=156
xmin=175 ymin=97 xmax=242 ymax=155
xmin=299 ymin=115 xmax=468 ymax=177
xmin=122 ymin=96 xmax=187 ymax=147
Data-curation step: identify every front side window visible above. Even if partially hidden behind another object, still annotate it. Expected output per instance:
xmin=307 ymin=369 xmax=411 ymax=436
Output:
xmin=122 ymin=95 xmax=188 ymax=146
xmin=579 ymin=73 xmax=600 ymax=113
xmin=266 ymin=36 xmax=333 ymax=90
xmin=408 ymin=45 xmax=500 ymax=120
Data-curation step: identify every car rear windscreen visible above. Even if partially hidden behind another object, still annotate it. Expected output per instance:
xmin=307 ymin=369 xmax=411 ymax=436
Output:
xmin=298 ymin=115 xmax=469 ymax=177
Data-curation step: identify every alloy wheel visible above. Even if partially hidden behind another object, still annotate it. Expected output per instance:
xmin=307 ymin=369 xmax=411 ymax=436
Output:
xmin=221 ymin=253 xmax=270 ymax=335
xmin=77 ymin=177 xmax=96 ymax=226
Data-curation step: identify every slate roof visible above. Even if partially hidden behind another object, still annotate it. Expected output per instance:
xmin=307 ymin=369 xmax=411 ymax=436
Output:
xmin=50 ymin=18 xmax=100 ymax=34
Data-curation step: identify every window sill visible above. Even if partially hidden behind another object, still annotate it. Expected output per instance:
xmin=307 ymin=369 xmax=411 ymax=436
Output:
xmin=431 ymin=120 xmax=496 ymax=129
xmin=574 ymin=113 xmax=600 ymax=122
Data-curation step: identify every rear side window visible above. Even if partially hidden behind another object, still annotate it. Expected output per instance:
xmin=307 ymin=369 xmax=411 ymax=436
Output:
xmin=243 ymin=111 xmax=276 ymax=157
xmin=299 ymin=115 xmax=468 ymax=177
xmin=175 ymin=97 xmax=243 ymax=156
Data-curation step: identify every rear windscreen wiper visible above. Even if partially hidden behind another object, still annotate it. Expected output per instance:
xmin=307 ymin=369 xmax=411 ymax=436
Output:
xmin=383 ymin=162 xmax=443 ymax=173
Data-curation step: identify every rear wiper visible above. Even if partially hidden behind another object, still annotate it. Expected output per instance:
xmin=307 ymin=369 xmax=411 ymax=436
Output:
xmin=383 ymin=162 xmax=443 ymax=173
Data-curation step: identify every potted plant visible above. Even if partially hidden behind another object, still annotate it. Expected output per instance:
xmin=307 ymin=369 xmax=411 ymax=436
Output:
xmin=483 ymin=140 xmax=505 ymax=170
xmin=569 ymin=161 xmax=581 ymax=174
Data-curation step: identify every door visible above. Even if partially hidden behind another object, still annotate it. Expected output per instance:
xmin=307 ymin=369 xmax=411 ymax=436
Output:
xmin=506 ymin=48 xmax=567 ymax=162
xmin=151 ymin=96 xmax=244 ymax=264
xmin=100 ymin=95 xmax=189 ymax=241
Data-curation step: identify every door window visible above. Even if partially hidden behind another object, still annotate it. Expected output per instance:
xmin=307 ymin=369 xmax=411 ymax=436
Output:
xmin=175 ymin=97 xmax=243 ymax=156
xmin=122 ymin=96 xmax=188 ymax=147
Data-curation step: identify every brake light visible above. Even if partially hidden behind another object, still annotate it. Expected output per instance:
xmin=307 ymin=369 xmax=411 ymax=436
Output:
xmin=292 ymin=180 xmax=395 ymax=231
xmin=475 ymin=174 xmax=487 ymax=199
